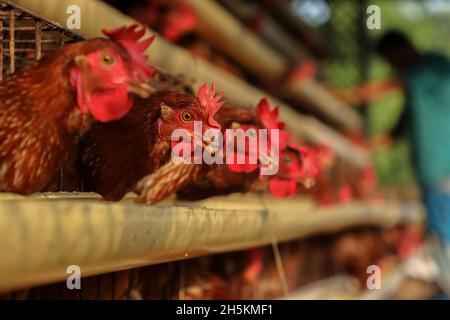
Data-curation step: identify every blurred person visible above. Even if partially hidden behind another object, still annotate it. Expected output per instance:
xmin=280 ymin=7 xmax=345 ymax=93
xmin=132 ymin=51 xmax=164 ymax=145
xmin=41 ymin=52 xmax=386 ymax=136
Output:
xmin=376 ymin=30 xmax=450 ymax=295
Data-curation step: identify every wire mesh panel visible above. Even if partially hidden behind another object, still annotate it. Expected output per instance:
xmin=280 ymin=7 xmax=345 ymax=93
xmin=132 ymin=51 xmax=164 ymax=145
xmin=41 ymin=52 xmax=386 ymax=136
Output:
xmin=0 ymin=1 xmax=82 ymax=80
xmin=1 ymin=1 xmax=196 ymax=192
xmin=0 ymin=1 xmax=83 ymax=191
xmin=320 ymin=0 xmax=368 ymax=90
xmin=318 ymin=0 xmax=370 ymax=134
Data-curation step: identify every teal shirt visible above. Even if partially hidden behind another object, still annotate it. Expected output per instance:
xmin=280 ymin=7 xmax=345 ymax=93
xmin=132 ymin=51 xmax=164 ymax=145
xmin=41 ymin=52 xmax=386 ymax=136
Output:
xmin=402 ymin=53 xmax=450 ymax=186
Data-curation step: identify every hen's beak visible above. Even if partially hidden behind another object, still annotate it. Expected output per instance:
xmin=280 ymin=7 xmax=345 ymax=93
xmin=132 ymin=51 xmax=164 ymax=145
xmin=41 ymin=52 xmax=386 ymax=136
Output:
xmin=231 ymin=122 xmax=241 ymax=129
xmin=298 ymin=178 xmax=315 ymax=189
xmin=202 ymin=136 xmax=218 ymax=156
xmin=203 ymin=142 xmax=217 ymax=156
xmin=126 ymin=80 xmax=154 ymax=98
xmin=259 ymin=153 xmax=276 ymax=170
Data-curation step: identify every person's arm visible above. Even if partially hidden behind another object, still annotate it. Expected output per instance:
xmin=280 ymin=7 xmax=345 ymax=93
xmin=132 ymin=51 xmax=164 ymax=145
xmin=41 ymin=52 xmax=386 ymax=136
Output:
xmin=329 ymin=79 xmax=403 ymax=106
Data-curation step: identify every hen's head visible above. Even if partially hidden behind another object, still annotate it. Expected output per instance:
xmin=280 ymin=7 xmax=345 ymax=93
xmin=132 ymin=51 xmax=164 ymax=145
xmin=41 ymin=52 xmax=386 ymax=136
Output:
xmin=268 ymin=146 xmax=303 ymax=198
xmin=69 ymin=24 xmax=156 ymax=122
xmin=157 ymin=84 xmax=223 ymax=137
xmin=289 ymin=143 xmax=321 ymax=186
xmin=226 ymin=98 xmax=290 ymax=174
xmin=155 ymin=84 xmax=224 ymax=158
xmin=268 ymin=143 xmax=321 ymax=198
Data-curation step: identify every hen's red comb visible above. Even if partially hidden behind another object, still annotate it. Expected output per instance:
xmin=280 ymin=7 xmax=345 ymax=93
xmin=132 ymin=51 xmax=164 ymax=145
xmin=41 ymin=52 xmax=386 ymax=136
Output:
xmin=256 ymin=98 xmax=286 ymax=130
xmin=198 ymin=83 xmax=225 ymax=128
xmin=102 ymin=24 xmax=156 ymax=80
xmin=256 ymin=98 xmax=290 ymax=149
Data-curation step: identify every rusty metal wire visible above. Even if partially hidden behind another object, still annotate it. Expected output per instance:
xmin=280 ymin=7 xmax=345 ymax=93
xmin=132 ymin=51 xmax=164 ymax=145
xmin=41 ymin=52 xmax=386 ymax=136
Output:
xmin=0 ymin=1 xmax=81 ymax=80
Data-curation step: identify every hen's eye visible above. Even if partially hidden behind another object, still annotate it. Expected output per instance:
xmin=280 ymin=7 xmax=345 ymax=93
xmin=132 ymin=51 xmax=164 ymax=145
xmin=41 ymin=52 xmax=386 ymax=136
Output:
xmin=99 ymin=53 xmax=115 ymax=66
xmin=181 ymin=111 xmax=194 ymax=123
xmin=283 ymin=155 xmax=292 ymax=164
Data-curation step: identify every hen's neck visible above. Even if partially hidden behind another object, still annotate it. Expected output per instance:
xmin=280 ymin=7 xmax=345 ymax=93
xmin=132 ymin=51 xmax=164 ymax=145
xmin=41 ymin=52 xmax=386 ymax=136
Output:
xmin=129 ymin=101 xmax=172 ymax=173
xmin=1 ymin=55 xmax=81 ymax=128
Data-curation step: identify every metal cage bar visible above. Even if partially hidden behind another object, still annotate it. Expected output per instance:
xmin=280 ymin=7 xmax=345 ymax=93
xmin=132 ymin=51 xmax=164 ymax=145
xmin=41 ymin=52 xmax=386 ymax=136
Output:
xmin=0 ymin=0 xmax=82 ymax=80
xmin=0 ymin=193 xmax=424 ymax=293
xmin=8 ymin=9 xmax=13 ymax=74
xmin=0 ymin=19 xmax=3 ymax=81
xmin=34 ymin=19 xmax=41 ymax=60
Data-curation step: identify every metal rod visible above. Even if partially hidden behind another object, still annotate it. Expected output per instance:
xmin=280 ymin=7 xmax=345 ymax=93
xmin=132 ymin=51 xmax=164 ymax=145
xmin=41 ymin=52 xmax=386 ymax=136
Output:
xmin=8 ymin=9 xmax=14 ymax=74
xmin=0 ymin=14 xmax=34 ymax=19
xmin=3 ymin=48 xmax=42 ymax=53
xmin=0 ymin=27 xmax=60 ymax=32
xmin=2 ymin=39 xmax=62 ymax=44
xmin=271 ymin=237 xmax=289 ymax=296
xmin=0 ymin=193 xmax=424 ymax=292
xmin=1 ymin=26 xmax=35 ymax=31
xmin=35 ymin=19 xmax=41 ymax=60
xmin=0 ymin=20 xmax=3 ymax=81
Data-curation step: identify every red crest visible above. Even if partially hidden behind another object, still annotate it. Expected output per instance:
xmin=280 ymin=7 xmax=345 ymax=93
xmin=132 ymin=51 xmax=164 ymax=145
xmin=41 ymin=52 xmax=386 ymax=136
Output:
xmin=198 ymin=83 xmax=224 ymax=129
xmin=102 ymin=24 xmax=157 ymax=80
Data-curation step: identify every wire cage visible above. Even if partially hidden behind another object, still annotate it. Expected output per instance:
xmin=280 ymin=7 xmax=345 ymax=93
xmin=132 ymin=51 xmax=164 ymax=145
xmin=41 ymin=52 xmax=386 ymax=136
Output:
xmin=0 ymin=0 xmax=82 ymax=81
xmin=0 ymin=1 xmax=83 ymax=191
xmin=0 ymin=1 xmax=194 ymax=192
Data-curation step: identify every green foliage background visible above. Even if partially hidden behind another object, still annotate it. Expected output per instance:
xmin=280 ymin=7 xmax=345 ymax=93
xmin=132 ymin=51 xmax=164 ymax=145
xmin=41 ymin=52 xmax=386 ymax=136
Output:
xmin=320 ymin=0 xmax=450 ymax=186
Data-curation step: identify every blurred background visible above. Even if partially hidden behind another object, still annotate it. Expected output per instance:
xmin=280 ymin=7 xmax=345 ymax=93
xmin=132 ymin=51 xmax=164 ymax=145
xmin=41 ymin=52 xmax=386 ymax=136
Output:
xmin=102 ymin=0 xmax=450 ymax=190
xmin=3 ymin=0 xmax=450 ymax=300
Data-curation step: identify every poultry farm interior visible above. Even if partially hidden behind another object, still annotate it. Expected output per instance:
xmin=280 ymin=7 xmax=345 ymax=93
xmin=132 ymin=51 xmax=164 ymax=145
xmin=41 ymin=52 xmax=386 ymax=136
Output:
xmin=0 ymin=0 xmax=445 ymax=301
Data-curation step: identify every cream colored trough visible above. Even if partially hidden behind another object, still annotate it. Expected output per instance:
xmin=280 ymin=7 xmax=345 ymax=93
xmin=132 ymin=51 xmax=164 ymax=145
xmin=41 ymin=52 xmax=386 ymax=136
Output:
xmin=0 ymin=192 xmax=424 ymax=292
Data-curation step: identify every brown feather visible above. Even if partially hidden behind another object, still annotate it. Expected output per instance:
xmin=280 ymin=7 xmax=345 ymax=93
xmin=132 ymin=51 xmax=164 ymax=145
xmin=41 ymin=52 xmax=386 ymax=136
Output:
xmin=135 ymin=162 xmax=202 ymax=204
xmin=81 ymin=91 xmax=204 ymax=201
xmin=0 ymin=39 xmax=129 ymax=194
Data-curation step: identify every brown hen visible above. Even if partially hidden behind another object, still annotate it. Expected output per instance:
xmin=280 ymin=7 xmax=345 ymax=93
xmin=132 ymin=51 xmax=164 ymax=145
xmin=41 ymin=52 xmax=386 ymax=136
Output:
xmin=137 ymin=99 xmax=291 ymax=203
xmin=0 ymin=25 xmax=154 ymax=194
xmin=81 ymin=85 xmax=224 ymax=201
